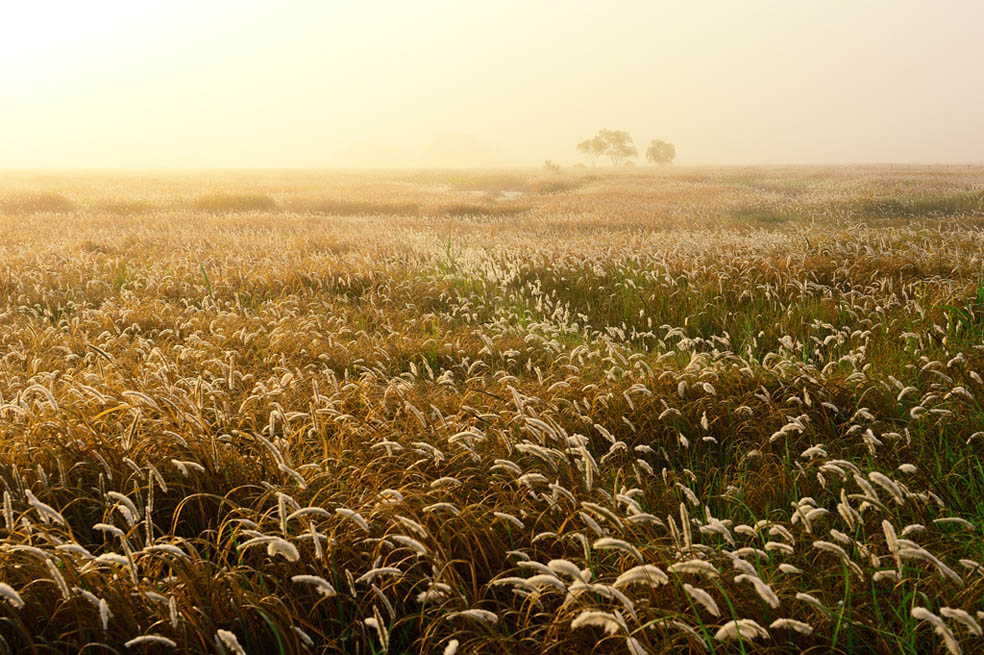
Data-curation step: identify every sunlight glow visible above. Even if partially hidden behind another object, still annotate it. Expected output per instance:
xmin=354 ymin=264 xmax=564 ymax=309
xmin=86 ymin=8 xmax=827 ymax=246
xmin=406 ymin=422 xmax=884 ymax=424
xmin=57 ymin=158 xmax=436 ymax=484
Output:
xmin=1 ymin=1 xmax=983 ymax=168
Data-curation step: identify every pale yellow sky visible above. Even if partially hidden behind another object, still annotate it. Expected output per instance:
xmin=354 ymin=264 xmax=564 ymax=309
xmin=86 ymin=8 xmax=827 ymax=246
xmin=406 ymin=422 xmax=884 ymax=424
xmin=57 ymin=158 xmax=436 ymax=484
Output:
xmin=2 ymin=1 xmax=983 ymax=168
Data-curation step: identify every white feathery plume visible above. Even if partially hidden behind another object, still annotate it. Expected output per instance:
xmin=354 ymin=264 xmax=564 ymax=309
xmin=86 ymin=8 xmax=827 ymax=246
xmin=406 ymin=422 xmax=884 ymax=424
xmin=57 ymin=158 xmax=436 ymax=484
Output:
xmin=911 ymin=607 xmax=962 ymax=655
xmin=0 ymin=583 xmax=24 ymax=609
xmin=714 ymin=619 xmax=769 ymax=642
xmin=570 ymin=610 xmax=624 ymax=635
xmin=769 ymin=618 xmax=814 ymax=635
xmin=668 ymin=559 xmax=719 ymax=578
xmin=124 ymin=635 xmax=177 ymax=648
xmin=593 ymin=537 xmax=643 ymax=562
xmin=356 ymin=567 xmax=403 ymax=584
xmin=291 ymin=574 xmax=337 ymax=597
xmin=446 ymin=609 xmax=499 ymax=625
xmin=336 ymin=507 xmax=370 ymax=532
xmin=683 ymin=583 xmax=720 ymax=616
xmin=734 ymin=574 xmax=780 ymax=608
xmin=266 ymin=537 xmax=300 ymax=562
xmin=613 ymin=565 xmax=669 ymax=589
xmin=940 ymin=607 xmax=982 ymax=636
xmin=215 ymin=629 xmax=247 ymax=655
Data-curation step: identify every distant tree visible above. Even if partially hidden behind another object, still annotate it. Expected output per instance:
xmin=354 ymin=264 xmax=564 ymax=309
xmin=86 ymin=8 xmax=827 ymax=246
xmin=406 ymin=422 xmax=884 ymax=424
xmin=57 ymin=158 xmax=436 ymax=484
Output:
xmin=579 ymin=130 xmax=638 ymax=167
xmin=599 ymin=129 xmax=637 ymax=166
xmin=577 ymin=136 xmax=606 ymax=167
xmin=646 ymin=139 xmax=676 ymax=165
xmin=543 ymin=159 xmax=561 ymax=173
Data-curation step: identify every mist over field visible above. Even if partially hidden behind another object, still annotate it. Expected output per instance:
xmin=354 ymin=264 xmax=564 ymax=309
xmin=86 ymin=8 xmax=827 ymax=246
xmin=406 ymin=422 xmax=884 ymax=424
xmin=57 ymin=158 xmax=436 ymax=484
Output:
xmin=2 ymin=1 xmax=984 ymax=169
xmin=2 ymin=3 xmax=984 ymax=655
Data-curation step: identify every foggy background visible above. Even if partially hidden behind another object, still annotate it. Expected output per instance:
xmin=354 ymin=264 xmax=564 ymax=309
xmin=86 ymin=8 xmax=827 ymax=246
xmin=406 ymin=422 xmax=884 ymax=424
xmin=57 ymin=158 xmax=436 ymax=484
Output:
xmin=2 ymin=0 xmax=983 ymax=169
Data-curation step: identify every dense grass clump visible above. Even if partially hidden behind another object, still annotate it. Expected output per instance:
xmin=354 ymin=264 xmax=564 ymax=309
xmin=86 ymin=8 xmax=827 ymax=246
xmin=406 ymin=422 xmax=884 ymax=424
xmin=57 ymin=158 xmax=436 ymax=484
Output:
xmin=859 ymin=191 xmax=984 ymax=218
xmin=95 ymin=199 xmax=157 ymax=215
xmin=524 ymin=176 xmax=584 ymax=194
xmin=0 ymin=191 xmax=76 ymax=213
xmin=291 ymin=198 xmax=421 ymax=216
xmin=191 ymin=192 xmax=278 ymax=212
xmin=1 ymin=166 xmax=984 ymax=653
xmin=730 ymin=206 xmax=795 ymax=223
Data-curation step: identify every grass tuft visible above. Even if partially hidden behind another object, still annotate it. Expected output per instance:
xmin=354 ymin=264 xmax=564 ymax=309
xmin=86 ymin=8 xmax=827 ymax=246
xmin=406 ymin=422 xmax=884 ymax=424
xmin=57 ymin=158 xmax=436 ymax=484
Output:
xmin=0 ymin=192 xmax=76 ymax=213
xmin=191 ymin=193 xmax=278 ymax=213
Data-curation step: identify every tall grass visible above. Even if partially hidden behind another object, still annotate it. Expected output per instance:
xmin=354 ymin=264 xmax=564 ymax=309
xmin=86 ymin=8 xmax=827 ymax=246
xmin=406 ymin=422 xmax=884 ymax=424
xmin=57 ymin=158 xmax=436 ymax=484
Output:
xmin=0 ymin=166 xmax=983 ymax=653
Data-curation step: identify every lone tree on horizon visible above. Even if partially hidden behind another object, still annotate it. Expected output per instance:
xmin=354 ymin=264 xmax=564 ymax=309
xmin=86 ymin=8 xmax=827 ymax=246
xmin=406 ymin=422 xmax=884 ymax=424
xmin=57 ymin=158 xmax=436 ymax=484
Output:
xmin=578 ymin=129 xmax=637 ymax=167
xmin=646 ymin=139 xmax=676 ymax=165
xmin=577 ymin=135 xmax=606 ymax=167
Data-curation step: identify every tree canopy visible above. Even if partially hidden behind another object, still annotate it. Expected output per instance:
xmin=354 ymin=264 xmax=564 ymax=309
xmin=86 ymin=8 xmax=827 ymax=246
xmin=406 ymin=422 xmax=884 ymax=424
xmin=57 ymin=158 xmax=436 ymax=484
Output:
xmin=577 ymin=136 xmax=606 ymax=167
xmin=646 ymin=139 xmax=676 ymax=165
xmin=578 ymin=130 xmax=637 ymax=167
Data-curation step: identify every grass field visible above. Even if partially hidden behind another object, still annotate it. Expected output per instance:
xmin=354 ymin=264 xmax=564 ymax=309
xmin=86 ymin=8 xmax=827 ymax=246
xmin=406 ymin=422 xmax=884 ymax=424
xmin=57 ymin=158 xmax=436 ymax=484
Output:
xmin=1 ymin=166 xmax=983 ymax=653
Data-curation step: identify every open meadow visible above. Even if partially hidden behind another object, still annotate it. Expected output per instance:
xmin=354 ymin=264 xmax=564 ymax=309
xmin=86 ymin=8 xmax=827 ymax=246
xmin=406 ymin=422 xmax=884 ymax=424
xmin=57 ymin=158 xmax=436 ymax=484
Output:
xmin=1 ymin=166 xmax=984 ymax=653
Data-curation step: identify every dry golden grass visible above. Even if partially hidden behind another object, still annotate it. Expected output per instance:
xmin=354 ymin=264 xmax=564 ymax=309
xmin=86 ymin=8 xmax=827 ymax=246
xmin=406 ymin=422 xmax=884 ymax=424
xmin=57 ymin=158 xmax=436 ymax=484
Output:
xmin=1 ymin=166 xmax=983 ymax=653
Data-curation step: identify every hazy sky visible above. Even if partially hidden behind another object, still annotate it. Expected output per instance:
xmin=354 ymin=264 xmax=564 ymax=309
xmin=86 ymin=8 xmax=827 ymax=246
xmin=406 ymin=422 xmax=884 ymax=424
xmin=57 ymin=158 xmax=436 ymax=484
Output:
xmin=2 ymin=1 xmax=983 ymax=168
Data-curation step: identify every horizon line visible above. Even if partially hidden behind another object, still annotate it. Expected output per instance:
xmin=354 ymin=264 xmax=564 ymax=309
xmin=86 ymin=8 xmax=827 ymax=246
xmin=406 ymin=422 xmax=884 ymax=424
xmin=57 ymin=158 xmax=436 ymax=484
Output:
xmin=2 ymin=161 xmax=984 ymax=174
